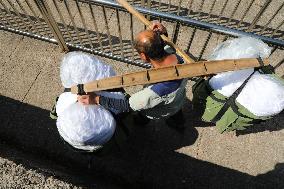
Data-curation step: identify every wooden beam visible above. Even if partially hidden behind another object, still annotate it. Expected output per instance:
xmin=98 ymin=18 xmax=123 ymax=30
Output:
xmin=71 ymin=58 xmax=269 ymax=94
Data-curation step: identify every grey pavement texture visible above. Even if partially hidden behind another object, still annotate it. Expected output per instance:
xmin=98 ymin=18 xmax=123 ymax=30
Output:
xmin=0 ymin=0 xmax=284 ymax=187
xmin=1 ymin=28 xmax=284 ymax=188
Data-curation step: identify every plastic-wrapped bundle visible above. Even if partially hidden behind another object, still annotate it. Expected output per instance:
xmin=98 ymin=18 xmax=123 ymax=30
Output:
xmin=208 ymin=37 xmax=284 ymax=116
xmin=57 ymin=102 xmax=116 ymax=151
xmin=60 ymin=51 xmax=116 ymax=88
xmin=56 ymin=92 xmax=77 ymax=117
xmin=56 ymin=51 xmax=124 ymax=151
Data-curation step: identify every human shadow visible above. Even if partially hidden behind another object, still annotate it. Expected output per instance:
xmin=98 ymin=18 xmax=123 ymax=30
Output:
xmin=0 ymin=95 xmax=283 ymax=188
xmin=183 ymin=98 xmax=213 ymax=128
xmin=255 ymin=162 xmax=284 ymax=188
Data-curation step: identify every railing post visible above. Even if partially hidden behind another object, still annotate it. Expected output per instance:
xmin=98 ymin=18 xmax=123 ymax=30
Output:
xmin=34 ymin=0 xmax=69 ymax=52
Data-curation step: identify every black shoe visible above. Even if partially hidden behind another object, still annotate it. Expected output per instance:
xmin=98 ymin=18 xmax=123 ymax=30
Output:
xmin=166 ymin=110 xmax=185 ymax=132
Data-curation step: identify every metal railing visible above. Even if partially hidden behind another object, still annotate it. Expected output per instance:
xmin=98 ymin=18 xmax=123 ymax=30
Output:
xmin=0 ymin=0 xmax=283 ymax=75
xmin=131 ymin=0 xmax=284 ymax=41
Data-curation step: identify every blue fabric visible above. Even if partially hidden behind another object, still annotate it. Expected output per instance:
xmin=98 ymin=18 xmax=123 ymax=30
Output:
xmin=150 ymin=80 xmax=183 ymax=97
xmin=176 ymin=55 xmax=184 ymax=64
xmin=150 ymin=54 xmax=184 ymax=97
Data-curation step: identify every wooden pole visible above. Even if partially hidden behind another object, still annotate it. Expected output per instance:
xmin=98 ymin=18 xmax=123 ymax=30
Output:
xmin=116 ymin=0 xmax=195 ymax=63
xmin=71 ymin=58 xmax=269 ymax=94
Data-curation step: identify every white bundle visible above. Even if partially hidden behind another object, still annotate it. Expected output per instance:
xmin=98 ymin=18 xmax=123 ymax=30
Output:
xmin=60 ymin=51 xmax=116 ymax=88
xmin=208 ymin=37 xmax=284 ymax=117
xmin=57 ymin=102 xmax=115 ymax=151
xmin=56 ymin=51 xmax=124 ymax=151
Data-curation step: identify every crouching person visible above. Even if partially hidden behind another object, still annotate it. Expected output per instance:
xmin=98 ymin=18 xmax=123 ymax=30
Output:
xmin=192 ymin=37 xmax=284 ymax=133
xmin=51 ymin=51 xmax=130 ymax=154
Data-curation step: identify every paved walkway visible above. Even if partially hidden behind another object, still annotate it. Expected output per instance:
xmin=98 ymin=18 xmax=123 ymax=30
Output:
xmin=0 ymin=30 xmax=284 ymax=188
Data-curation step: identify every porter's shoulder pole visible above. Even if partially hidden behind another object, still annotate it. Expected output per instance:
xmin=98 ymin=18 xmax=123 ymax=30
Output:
xmin=71 ymin=58 xmax=269 ymax=94
xmin=116 ymin=0 xmax=195 ymax=64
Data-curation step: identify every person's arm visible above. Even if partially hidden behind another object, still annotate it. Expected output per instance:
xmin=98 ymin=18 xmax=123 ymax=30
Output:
xmin=98 ymin=93 xmax=130 ymax=115
xmin=77 ymin=90 xmax=130 ymax=115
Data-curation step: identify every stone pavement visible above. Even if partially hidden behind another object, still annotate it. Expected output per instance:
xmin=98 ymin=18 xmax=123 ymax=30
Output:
xmin=0 ymin=30 xmax=284 ymax=188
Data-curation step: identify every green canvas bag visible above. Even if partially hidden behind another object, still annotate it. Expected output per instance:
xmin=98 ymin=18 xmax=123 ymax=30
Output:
xmin=192 ymin=66 xmax=281 ymax=133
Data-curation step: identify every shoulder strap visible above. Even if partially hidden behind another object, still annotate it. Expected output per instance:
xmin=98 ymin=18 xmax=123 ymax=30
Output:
xmin=211 ymin=70 xmax=256 ymax=123
xmin=64 ymin=88 xmax=71 ymax=92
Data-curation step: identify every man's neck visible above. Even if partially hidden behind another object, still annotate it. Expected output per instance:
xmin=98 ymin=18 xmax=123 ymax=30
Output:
xmin=150 ymin=54 xmax=178 ymax=68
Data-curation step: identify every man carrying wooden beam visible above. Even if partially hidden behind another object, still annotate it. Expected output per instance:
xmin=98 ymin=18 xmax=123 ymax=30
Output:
xmin=78 ymin=22 xmax=187 ymax=131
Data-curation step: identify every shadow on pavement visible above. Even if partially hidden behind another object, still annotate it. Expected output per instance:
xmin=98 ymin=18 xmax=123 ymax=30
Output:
xmin=0 ymin=95 xmax=283 ymax=188
xmin=236 ymin=111 xmax=284 ymax=136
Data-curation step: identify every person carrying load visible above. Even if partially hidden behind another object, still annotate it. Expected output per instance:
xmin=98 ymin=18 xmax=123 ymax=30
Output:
xmin=78 ymin=21 xmax=188 ymax=131
xmin=192 ymin=37 xmax=284 ymax=133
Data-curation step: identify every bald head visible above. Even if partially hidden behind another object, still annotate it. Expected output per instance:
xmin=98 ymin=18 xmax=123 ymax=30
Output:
xmin=134 ymin=30 xmax=167 ymax=61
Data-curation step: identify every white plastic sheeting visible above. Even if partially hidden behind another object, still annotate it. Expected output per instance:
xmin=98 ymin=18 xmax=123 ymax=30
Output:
xmin=56 ymin=92 xmax=77 ymax=117
xmin=60 ymin=51 xmax=116 ymax=88
xmin=56 ymin=51 xmax=124 ymax=151
xmin=236 ymin=73 xmax=284 ymax=117
xmin=57 ymin=103 xmax=116 ymax=151
xmin=208 ymin=37 xmax=284 ymax=117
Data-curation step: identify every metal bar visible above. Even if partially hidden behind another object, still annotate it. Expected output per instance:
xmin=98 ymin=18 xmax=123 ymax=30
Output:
xmin=196 ymin=0 xmax=205 ymax=18
xmin=15 ymin=0 xmax=40 ymax=34
xmin=186 ymin=0 xmax=194 ymax=17
xmin=158 ymin=0 xmax=161 ymax=11
xmin=271 ymin=20 xmax=284 ymax=37
xmin=0 ymin=8 xmax=11 ymax=28
xmin=116 ymin=9 xmax=124 ymax=58
xmin=198 ymin=32 xmax=212 ymax=60
xmin=236 ymin=0 xmax=254 ymax=28
xmin=0 ymin=0 xmax=24 ymax=29
xmin=222 ymin=35 xmax=228 ymax=42
xmin=141 ymin=0 xmax=145 ymax=7
xmin=248 ymin=0 xmax=272 ymax=32
xmin=146 ymin=0 xmax=151 ymax=22
xmin=24 ymin=0 xmax=50 ymax=37
xmin=90 ymin=0 xmax=283 ymax=47
xmin=130 ymin=13 xmax=135 ymax=62
xmin=52 ymin=0 xmax=74 ymax=44
xmin=0 ymin=23 xmax=150 ymax=68
xmin=260 ymin=2 xmax=284 ymax=34
xmin=217 ymin=0 xmax=230 ymax=22
xmin=186 ymin=28 xmax=196 ymax=53
xmin=170 ymin=0 xmax=183 ymax=42
xmin=0 ymin=24 xmax=57 ymax=43
xmin=4 ymin=0 xmax=30 ymax=31
xmin=35 ymin=0 xmax=68 ymax=51
xmin=0 ymin=3 xmax=13 ymax=28
xmin=270 ymin=46 xmax=277 ymax=56
xmin=208 ymin=0 xmax=217 ymax=15
xmin=167 ymin=0 xmax=172 ymax=12
xmin=147 ymin=0 xmax=151 ymax=10
xmin=227 ymin=0 xmax=242 ymax=24
xmin=171 ymin=0 xmax=182 ymax=42
xmin=176 ymin=0 xmax=182 ymax=16
xmin=63 ymin=0 xmax=83 ymax=46
xmin=172 ymin=22 xmax=180 ymax=44
xmin=89 ymin=4 xmax=103 ymax=52
xmin=75 ymin=0 xmax=93 ymax=49
xmin=274 ymin=57 xmax=284 ymax=69
xmin=102 ymin=6 xmax=114 ymax=54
